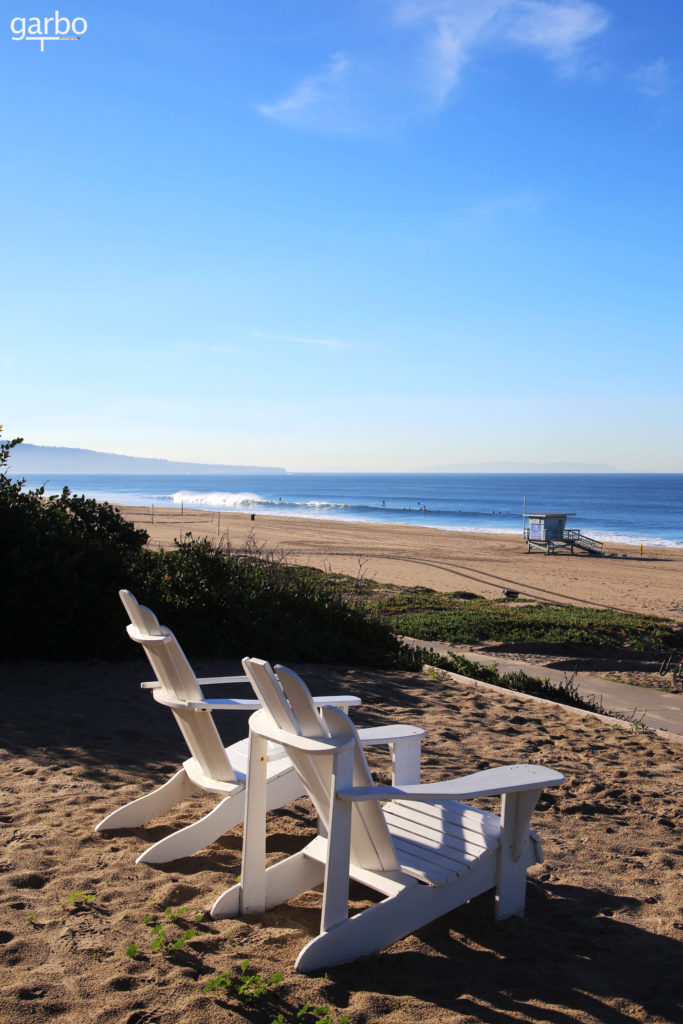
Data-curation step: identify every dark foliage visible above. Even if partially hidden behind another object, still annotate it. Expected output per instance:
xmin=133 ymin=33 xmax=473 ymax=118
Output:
xmin=1 ymin=432 xmax=402 ymax=665
xmin=1 ymin=431 xmax=149 ymax=659
xmin=133 ymin=537 xmax=405 ymax=665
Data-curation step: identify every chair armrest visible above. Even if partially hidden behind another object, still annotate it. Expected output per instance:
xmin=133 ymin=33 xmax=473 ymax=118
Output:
xmin=357 ymin=725 xmax=425 ymax=745
xmin=357 ymin=724 xmax=424 ymax=786
xmin=142 ymin=676 xmax=249 ymax=690
xmin=311 ymin=695 xmax=362 ymax=709
xmin=140 ymin=688 xmax=362 ymax=712
xmin=186 ymin=695 xmax=361 ymax=713
xmin=197 ymin=675 xmax=251 ymax=685
xmin=186 ymin=698 xmax=262 ymax=711
xmin=338 ymin=764 xmax=564 ymax=803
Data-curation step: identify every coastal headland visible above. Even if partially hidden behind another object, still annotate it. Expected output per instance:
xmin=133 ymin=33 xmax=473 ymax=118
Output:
xmin=119 ymin=505 xmax=683 ymax=621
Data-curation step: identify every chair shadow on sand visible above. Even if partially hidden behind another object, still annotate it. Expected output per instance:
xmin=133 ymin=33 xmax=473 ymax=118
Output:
xmin=138 ymin=836 xmax=682 ymax=1023
xmin=312 ymin=879 xmax=682 ymax=1024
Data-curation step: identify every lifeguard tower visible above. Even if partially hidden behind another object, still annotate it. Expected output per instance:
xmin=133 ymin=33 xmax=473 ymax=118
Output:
xmin=523 ymin=512 xmax=603 ymax=555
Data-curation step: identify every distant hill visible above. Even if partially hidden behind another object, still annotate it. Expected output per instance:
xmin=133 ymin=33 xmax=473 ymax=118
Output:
xmin=9 ymin=444 xmax=286 ymax=475
xmin=421 ymin=460 xmax=619 ymax=473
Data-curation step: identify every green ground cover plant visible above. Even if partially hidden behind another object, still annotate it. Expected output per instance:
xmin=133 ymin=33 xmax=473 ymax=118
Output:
xmin=366 ymin=590 xmax=682 ymax=654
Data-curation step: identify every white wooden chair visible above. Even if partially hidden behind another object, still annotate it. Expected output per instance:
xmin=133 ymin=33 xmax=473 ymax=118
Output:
xmin=96 ymin=592 xmax=424 ymax=866
xmin=211 ymin=658 xmax=564 ymax=971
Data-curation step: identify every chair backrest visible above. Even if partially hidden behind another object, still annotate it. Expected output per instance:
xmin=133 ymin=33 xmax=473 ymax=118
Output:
xmin=243 ymin=658 xmax=398 ymax=872
xmin=119 ymin=590 xmax=235 ymax=784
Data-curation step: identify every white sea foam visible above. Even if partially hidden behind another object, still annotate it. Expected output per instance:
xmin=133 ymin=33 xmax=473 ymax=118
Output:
xmin=170 ymin=490 xmax=263 ymax=507
xmin=586 ymin=530 xmax=683 ymax=549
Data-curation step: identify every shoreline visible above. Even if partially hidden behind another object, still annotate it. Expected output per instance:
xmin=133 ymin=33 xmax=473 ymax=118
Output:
xmin=110 ymin=498 xmax=683 ymax=550
xmin=118 ymin=504 xmax=683 ymax=620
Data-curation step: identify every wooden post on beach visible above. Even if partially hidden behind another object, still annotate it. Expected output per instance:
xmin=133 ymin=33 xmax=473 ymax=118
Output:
xmin=151 ymin=504 xmax=154 ymax=524
xmin=217 ymin=512 xmax=221 ymax=537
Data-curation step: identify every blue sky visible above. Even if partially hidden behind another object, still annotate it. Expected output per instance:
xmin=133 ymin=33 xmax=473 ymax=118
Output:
xmin=1 ymin=1 xmax=682 ymax=471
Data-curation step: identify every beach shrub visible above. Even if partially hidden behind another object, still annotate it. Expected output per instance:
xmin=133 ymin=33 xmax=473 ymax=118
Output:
xmin=133 ymin=536 xmax=405 ymax=666
xmin=418 ymin=649 xmax=603 ymax=711
xmin=1 ymin=432 xmax=404 ymax=664
xmin=1 ymin=432 xmax=149 ymax=659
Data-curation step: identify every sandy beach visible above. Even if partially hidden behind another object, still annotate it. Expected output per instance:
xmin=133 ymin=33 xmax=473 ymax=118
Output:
xmin=1 ymin=657 xmax=682 ymax=1024
xmin=120 ymin=505 xmax=683 ymax=621
xmin=2 ymin=506 xmax=682 ymax=1023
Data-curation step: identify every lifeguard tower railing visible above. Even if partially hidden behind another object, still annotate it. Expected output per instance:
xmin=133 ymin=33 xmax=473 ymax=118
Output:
xmin=522 ymin=526 xmax=604 ymax=554
xmin=522 ymin=512 xmax=604 ymax=555
xmin=561 ymin=528 xmax=603 ymax=553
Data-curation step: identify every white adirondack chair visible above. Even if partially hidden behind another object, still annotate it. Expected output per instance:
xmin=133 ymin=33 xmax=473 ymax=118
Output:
xmin=96 ymin=591 xmax=424 ymax=866
xmin=211 ymin=658 xmax=564 ymax=972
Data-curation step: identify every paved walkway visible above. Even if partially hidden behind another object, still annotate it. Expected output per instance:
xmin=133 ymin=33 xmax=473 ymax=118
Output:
xmin=405 ymin=638 xmax=683 ymax=736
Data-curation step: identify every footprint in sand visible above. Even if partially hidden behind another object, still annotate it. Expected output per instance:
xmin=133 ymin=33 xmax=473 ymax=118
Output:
xmin=10 ymin=872 xmax=48 ymax=889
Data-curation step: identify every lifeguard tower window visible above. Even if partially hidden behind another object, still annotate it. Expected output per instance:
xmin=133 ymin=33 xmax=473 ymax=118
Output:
xmin=523 ymin=513 xmax=604 ymax=556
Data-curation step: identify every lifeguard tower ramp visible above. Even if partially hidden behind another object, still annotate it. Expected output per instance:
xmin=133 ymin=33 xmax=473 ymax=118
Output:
xmin=523 ymin=513 xmax=603 ymax=556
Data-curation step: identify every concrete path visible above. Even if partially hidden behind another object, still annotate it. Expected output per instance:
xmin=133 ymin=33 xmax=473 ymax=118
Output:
xmin=405 ymin=638 xmax=683 ymax=736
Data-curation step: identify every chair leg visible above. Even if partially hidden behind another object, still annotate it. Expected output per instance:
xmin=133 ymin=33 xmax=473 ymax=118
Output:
xmin=495 ymin=790 xmax=540 ymax=920
xmin=296 ymin=881 xmax=431 ymax=972
xmin=296 ymin=850 xmax=504 ymax=973
xmin=136 ymin=789 xmax=247 ymax=864
xmin=95 ymin=768 xmax=196 ymax=831
xmin=211 ymin=848 xmax=325 ymax=919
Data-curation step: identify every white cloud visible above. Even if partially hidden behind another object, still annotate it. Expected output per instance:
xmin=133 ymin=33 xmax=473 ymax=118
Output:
xmin=252 ymin=331 xmax=352 ymax=350
xmin=396 ymin=0 xmax=609 ymax=101
xmin=257 ymin=2 xmax=609 ymax=132
xmin=257 ymin=53 xmax=355 ymax=130
xmin=629 ymin=59 xmax=671 ymax=98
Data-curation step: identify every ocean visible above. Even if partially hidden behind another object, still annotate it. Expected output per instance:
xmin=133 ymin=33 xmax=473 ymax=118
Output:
xmin=19 ymin=472 xmax=683 ymax=548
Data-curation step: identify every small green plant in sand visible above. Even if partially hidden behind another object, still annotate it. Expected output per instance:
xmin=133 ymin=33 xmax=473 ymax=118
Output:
xmin=126 ymin=906 xmax=199 ymax=959
xmin=293 ymin=1001 xmax=351 ymax=1023
xmin=66 ymin=892 xmax=95 ymax=911
xmin=163 ymin=905 xmax=204 ymax=925
xmin=270 ymin=1003 xmax=351 ymax=1024
xmin=202 ymin=958 xmax=284 ymax=1000
xmin=201 ymin=960 xmax=352 ymax=1023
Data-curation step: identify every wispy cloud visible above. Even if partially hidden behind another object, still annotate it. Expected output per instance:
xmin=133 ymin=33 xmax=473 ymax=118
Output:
xmin=396 ymin=0 xmax=609 ymax=102
xmin=470 ymin=191 xmax=541 ymax=219
xmin=628 ymin=59 xmax=671 ymax=98
xmin=257 ymin=53 xmax=355 ymax=131
xmin=257 ymin=1 xmax=609 ymax=132
xmin=252 ymin=330 xmax=352 ymax=350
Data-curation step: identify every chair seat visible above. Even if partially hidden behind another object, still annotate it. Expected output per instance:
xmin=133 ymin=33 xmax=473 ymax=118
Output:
xmin=384 ymin=798 xmax=501 ymax=886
